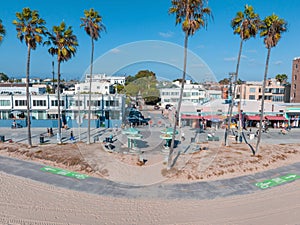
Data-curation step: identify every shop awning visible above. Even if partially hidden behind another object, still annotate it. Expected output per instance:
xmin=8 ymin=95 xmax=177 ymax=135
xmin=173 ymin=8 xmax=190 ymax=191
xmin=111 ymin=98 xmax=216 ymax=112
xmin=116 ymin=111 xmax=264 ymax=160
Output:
xmin=265 ymin=115 xmax=287 ymax=121
xmin=246 ymin=115 xmax=261 ymax=121
xmin=181 ymin=114 xmax=202 ymax=119
xmin=202 ymin=115 xmax=222 ymax=122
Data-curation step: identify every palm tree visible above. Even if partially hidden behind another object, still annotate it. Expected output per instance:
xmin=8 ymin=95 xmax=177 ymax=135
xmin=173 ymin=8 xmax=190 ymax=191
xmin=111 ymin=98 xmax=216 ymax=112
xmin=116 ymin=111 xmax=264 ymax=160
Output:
xmin=12 ymin=8 xmax=46 ymax=147
xmin=168 ymin=0 xmax=212 ymax=168
xmin=275 ymin=73 xmax=288 ymax=85
xmin=45 ymin=21 xmax=78 ymax=144
xmin=80 ymin=8 xmax=106 ymax=144
xmin=0 ymin=19 xmax=5 ymax=43
xmin=256 ymin=14 xmax=287 ymax=154
xmin=225 ymin=5 xmax=260 ymax=147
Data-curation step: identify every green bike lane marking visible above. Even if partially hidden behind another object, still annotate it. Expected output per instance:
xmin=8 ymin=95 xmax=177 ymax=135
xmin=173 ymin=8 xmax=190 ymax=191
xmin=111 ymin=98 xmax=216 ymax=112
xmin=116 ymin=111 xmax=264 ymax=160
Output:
xmin=40 ymin=166 xmax=89 ymax=180
xmin=255 ymin=174 xmax=300 ymax=189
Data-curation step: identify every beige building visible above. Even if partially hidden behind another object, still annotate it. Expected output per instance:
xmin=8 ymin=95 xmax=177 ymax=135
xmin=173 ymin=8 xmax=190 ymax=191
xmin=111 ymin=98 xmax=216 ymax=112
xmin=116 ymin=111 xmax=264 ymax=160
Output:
xmin=236 ymin=79 xmax=285 ymax=103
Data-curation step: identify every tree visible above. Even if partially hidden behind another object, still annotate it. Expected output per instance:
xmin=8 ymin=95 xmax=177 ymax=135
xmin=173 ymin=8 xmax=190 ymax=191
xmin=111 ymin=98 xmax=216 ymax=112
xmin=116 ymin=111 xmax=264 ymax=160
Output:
xmin=13 ymin=8 xmax=47 ymax=147
xmin=275 ymin=73 xmax=288 ymax=84
xmin=45 ymin=21 xmax=78 ymax=144
xmin=225 ymin=5 xmax=260 ymax=147
xmin=168 ymin=0 xmax=212 ymax=168
xmin=80 ymin=8 xmax=106 ymax=144
xmin=0 ymin=19 xmax=5 ymax=43
xmin=256 ymin=14 xmax=287 ymax=154
xmin=219 ymin=78 xmax=230 ymax=85
xmin=0 ymin=72 xmax=9 ymax=81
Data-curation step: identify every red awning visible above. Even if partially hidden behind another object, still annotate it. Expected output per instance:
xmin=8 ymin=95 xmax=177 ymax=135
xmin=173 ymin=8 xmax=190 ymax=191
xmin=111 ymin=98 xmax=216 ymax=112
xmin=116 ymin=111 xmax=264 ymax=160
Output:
xmin=246 ymin=115 xmax=261 ymax=121
xmin=181 ymin=114 xmax=202 ymax=119
xmin=202 ymin=115 xmax=222 ymax=121
xmin=265 ymin=115 xmax=287 ymax=121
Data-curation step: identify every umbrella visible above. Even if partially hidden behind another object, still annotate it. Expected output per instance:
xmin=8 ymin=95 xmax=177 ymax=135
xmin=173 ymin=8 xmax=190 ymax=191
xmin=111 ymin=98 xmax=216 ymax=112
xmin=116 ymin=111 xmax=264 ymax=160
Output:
xmin=159 ymin=133 xmax=172 ymax=140
xmin=160 ymin=127 xmax=179 ymax=135
xmin=122 ymin=127 xmax=140 ymax=135
xmin=127 ymin=133 xmax=143 ymax=140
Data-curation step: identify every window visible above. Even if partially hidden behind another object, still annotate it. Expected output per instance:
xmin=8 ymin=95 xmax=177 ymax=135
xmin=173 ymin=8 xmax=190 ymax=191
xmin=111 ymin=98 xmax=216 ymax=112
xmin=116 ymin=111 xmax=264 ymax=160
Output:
xmin=51 ymin=100 xmax=64 ymax=106
xmin=0 ymin=100 xmax=10 ymax=106
xmin=105 ymin=100 xmax=119 ymax=107
xmin=33 ymin=100 xmax=46 ymax=107
xmin=249 ymin=88 xmax=256 ymax=93
xmin=272 ymin=96 xmax=283 ymax=102
xmin=249 ymin=95 xmax=255 ymax=100
xmin=87 ymin=100 xmax=101 ymax=106
xmin=294 ymin=84 xmax=297 ymax=90
xmin=183 ymin=92 xmax=191 ymax=97
xmin=75 ymin=100 xmax=82 ymax=106
xmin=295 ymin=75 xmax=297 ymax=80
xmin=15 ymin=100 xmax=27 ymax=106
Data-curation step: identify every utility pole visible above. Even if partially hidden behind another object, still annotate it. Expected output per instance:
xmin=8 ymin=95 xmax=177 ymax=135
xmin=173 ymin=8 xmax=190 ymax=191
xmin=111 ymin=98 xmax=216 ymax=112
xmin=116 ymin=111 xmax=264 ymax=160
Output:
xmin=52 ymin=61 xmax=55 ymax=94
xmin=225 ymin=72 xmax=237 ymax=146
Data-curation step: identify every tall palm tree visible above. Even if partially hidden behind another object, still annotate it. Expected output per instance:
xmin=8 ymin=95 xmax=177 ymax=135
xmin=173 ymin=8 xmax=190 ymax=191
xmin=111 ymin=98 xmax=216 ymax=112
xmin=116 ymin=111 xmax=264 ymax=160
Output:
xmin=168 ymin=0 xmax=212 ymax=168
xmin=0 ymin=19 xmax=5 ymax=43
xmin=225 ymin=5 xmax=260 ymax=147
xmin=45 ymin=21 xmax=78 ymax=144
xmin=12 ymin=8 xmax=46 ymax=147
xmin=80 ymin=8 xmax=106 ymax=144
xmin=256 ymin=14 xmax=287 ymax=154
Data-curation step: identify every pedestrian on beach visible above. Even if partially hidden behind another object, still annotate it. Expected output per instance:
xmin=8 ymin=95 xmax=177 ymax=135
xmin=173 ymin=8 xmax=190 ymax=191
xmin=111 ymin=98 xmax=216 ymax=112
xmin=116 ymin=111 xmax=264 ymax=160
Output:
xmin=70 ymin=130 xmax=75 ymax=141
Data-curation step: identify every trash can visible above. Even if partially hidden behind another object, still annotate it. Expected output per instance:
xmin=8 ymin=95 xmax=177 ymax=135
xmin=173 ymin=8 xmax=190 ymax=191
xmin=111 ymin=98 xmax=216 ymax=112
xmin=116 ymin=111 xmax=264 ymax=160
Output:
xmin=0 ymin=135 xmax=4 ymax=142
xmin=40 ymin=135 xmax=44 ymax=144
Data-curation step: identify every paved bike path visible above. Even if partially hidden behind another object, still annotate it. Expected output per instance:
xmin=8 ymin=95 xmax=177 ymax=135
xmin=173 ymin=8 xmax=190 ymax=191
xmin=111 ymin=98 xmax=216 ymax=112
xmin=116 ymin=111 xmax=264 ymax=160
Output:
xmin=0 ymin=155 xmax=299 ymax=200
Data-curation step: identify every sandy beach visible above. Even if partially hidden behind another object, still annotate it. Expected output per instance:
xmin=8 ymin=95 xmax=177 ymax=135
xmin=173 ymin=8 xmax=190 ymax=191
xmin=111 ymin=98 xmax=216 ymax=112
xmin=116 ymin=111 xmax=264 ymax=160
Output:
xmin=0 ymin=132 xmax=300 ymax=224
xmin=0 ymin=171 xmax=299 ymax=225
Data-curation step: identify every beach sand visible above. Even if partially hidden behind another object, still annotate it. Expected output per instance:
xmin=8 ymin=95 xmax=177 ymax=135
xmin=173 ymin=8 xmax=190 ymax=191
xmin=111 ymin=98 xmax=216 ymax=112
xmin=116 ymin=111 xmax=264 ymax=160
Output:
xmin=0 ymin=141 xmax=300 ymax=224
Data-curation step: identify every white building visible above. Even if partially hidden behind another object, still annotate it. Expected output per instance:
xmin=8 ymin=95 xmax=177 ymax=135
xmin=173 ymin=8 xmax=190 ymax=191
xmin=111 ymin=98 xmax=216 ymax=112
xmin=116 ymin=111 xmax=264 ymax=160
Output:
xmin=74 ymin=80 xmax=114 ymax=95
xmin=85 ymin=74 xmax=126 ymax=86
xmin=0 ymin=83 xmax=46 ymax=95
xmin=159 ymin=80 xmax=206 ymax=107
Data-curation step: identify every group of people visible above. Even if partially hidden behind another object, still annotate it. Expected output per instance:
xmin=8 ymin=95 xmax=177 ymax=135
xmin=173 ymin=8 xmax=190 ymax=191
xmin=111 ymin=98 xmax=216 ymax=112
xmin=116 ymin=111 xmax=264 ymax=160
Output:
xmin=46 ymin=128 xmax=54 ymax=137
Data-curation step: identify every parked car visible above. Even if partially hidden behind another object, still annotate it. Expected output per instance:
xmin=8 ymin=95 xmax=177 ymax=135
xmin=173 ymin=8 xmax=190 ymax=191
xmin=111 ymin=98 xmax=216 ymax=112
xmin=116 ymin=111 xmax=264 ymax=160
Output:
xmin=154 ymin=105 xmax=160 ymax=110
xmin=127 ymin=115 xmax=150 ymax=125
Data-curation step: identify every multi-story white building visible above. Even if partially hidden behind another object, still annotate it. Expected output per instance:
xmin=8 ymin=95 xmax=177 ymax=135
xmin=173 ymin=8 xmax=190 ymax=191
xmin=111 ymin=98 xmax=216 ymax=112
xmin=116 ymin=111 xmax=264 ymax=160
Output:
xmin=159 ymin=80 xmax=206 ymax=107
xmin=85 ymin=74 xmax=126 ymax=86
xmin=0 ymin=92 xmax=126 ymax=128
xmin=0 ymin=83 xmax=46 ymax=95
xmin=74 ymin=80 xmax=114 ymax=95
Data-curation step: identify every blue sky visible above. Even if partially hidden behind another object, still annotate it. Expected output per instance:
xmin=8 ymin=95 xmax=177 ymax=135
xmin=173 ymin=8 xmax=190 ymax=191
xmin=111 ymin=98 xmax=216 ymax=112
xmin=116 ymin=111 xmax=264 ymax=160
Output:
xmin=0 ymin=0 xmax=299 ymax=82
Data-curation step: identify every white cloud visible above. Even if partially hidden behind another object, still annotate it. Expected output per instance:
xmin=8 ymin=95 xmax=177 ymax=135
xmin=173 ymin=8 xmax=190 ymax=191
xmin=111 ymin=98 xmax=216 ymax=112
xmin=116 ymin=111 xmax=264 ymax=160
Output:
xmin=246 ymin=49 xmax=257 ymax=54
xmin=158 ymin=31 xmax=174 ymax=38
xmin=224 ymin=57 xmax=236 ymax=62
xmin=274 ymin=60 xmax=283 ymax=65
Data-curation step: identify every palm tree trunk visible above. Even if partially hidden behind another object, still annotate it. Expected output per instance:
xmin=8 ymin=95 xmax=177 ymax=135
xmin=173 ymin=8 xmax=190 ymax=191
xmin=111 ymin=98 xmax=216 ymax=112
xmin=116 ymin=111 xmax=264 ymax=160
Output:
xmin=26 ymin=45 xmax=32 ymax=147
xmin=57 ymin=60 xmax=62 ymax=144
xmin=167 ymin=32 xmax=188 ymax=169
xmin=87 ymin=38 xmax=94 ymax=144
xmin=225 ymin=39 xmax=243 ymax=146
xmin=255 ymin=47 xmax=271 ymax=154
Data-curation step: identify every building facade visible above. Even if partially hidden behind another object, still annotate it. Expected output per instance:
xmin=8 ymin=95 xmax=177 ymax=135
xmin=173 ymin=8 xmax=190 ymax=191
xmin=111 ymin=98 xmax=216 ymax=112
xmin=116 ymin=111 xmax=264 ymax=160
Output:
xmin=291 ymin=57 xmax=300 ymax=103
xmin=236 ymin=79 xmax=286 ymax=102
xmin=0 ymin=92 xmax=126 ymax=128
xmin=159 ymin=80 xmax=206 ymax=107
